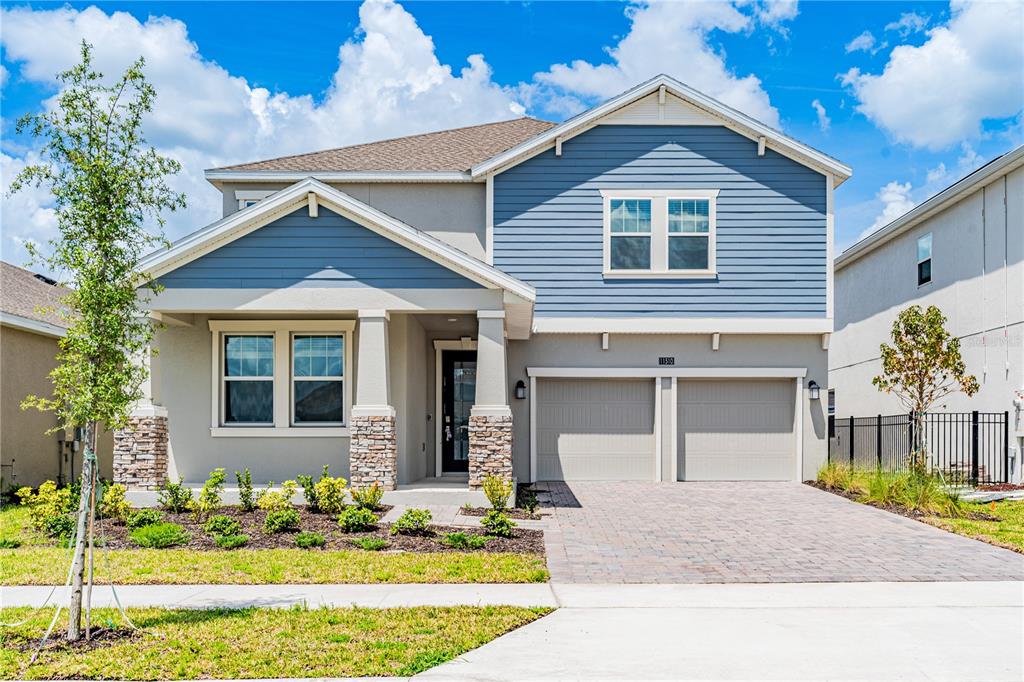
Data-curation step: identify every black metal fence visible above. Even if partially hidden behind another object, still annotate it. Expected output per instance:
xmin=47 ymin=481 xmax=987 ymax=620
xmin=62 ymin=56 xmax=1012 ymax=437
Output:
xmin=828 ymin=411 xmax=1010 ymax=484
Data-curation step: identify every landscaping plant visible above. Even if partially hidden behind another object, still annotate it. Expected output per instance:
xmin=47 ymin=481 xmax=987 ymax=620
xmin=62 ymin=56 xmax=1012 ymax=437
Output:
xmin=158 ymin=479 xmax=194 ymax=514
xmin=482 ymin=475 xmax=513 ymax=512
xmin=391 ymin=508 xmax=432 ymax=535
xmin=264 ymin=508 xmax=301 ymax=533
xmin=130 ymin=523 xmax=190 ymax=549
xmin=443 ymin=532 xmax=488 ymax=549
xmin=295 ymin=531 xmax=326 ymax=549
xmin=256 ymin=480 xmax=298 ymax=512
xmin=0 ymin=538 xmax=22 ymax=549
xmin=350 ymin=537 xmax=388 ymax=551
xmin=296 ymin=468 xmax=323 ymax=513
xmin=44 ymin=515 xmax=76 ymax=541
xmin=125 ymin=509 xmax=163 ymax=530
xmin=313 ymin=472 xmax=348 ymax=514
xmin=350 ymin=482 xmax=384 ymax=511
xmin=236 ymin=468 xmax=255 ymax=512
xmin=519 ymin=488 xmax=539 ymax=515
xmin=215 ymin=534 xmax=249 ymax=549
xmin=15 ymin=481 xmax=71 ymax=530
xmin=192 ymin=468 xmax=226 ymax=522
xmin=481 ymin=510 xmax=516 ymax=538
xmin=99 ymin=483 xmax=132 ymax=521
xmin=203 ymin=514 xmax=241 ymax=537
xmin=338 ymin=506 xmax=379 ymax=532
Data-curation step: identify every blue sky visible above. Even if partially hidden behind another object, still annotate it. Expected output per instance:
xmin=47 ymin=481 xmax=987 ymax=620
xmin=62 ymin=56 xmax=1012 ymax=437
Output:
xmin=2 ymin=0 xmax=1022 ymax=266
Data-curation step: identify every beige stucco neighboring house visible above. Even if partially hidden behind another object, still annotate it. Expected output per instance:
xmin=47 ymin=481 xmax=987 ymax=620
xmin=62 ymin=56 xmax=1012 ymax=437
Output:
xmin=0 ymin=261 xmax=113 ymax=489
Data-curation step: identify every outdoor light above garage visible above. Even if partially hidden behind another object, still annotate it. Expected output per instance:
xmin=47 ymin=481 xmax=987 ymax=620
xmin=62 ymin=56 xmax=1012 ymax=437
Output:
xmin=515 ymin=380 xmax=527 ymax=400
xmin=808 ymin=381 xmax=820 ymax=400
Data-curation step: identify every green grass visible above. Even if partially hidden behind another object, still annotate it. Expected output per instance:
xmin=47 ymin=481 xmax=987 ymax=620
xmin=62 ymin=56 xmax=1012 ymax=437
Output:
xmin=815 ymin=463 xmax=966 ymax=517
xmin=925 ymin=500 xmax=1024 ymax=553
xmin=0 ymin=605 xmax=551 ymax=679
xmin=0 ymin=505 xmax=548 ymax=585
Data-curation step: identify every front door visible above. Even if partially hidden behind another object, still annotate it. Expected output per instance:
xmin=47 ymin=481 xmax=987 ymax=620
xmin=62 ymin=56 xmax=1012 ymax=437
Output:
xmin=441 ymin=350 xmax=476 ymax=473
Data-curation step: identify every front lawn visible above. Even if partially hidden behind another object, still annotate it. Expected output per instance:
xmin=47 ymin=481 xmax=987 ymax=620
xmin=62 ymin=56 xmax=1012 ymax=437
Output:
xmin=925 ymin=500 xmax=1024 ymax=553
xmin=0 ymin=605 xmax=550 ymax=679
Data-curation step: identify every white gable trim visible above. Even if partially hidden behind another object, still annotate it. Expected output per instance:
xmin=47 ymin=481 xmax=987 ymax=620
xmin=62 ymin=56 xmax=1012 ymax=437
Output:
xmin=0 ymin=311 xmax=67 ymax=338
xmin=138 ymin=178 xmax=535 ymax=303
xmin=472 ymin=74 xmax=852 ymax=185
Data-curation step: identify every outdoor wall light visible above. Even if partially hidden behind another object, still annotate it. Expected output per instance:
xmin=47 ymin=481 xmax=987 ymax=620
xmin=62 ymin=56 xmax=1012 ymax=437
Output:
xmin=808 ymin=380 xmax=820 ymax=400
xmin=514 ymin=380 xmax=527 ymax=400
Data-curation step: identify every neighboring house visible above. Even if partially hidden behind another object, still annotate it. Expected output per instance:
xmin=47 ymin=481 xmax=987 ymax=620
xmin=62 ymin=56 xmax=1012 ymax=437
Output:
xmin=829 ymin=145 xmax=1023 ymax=479
xmin=114 ymin=74 xmax=850 ymax=491
xmin=0 ymin=262 xmax=113 ymax=488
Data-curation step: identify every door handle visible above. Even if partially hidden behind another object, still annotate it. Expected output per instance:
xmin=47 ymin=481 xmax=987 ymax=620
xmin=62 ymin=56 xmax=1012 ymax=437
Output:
xmin=445 ymin=425 xmax=452 ymax=441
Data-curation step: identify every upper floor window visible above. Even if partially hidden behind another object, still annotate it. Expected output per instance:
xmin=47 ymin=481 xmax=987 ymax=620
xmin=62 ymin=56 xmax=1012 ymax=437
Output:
xmin=602 ymin=190 xmax=717 ymax=278
xmin=917 ymin=233 xmax=932 ymax=286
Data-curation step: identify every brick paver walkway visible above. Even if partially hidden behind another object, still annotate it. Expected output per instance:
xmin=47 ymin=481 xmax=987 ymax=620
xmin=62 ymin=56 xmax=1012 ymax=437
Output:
xmin=536 ymin=481 xmax=1024 ymax=583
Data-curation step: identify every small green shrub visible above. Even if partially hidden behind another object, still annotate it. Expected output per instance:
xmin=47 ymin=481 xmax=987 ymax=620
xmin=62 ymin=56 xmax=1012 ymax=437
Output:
xmin=0 ymin=538 xmax=22 ymax=549
xmin=264 ymin=508 xmax=300 ymax=533
xmin=256 ymin=480 xmax=297 ymax=512
xmin=236 ymin=468 xmax=255 ymax=512
xmin=338 ymin=506 xmax=379 ymax=533
xmin=296 ymin=471 xmax=319 ymax=513
xmin=313 ymin=475 xmax=348 ymax=514
xmin=192 ymin=468 xmax=226 ymax=522
xmin=203 ymin=514 xmax=241 ymax=537
xmin=519 ymin=488 xmax=539 ymax=515
xmin=215 ymin=533 xmax=249 ymax=549
xmin=16 ymin=481 xmax=71 ymax=530
xmin=350 ymin=482 xmax=383 ymax=511
xmin=390 ymin=508 xmax=432 ymax=535
xmin=43 ymin=514 xmax=75 ymax=540
xmin=125 ymin=508 xmax=164 ymax=530
xmin=481 ymin=509 xmax=516 ymax=538
xmin=442 ymin=532 xmax=488 ymax=549
xmin=99 ymin=483 xmax=132 ymax=521
xmin=295 ymin=531 xmax=326 ymax=549
xmin=350 ymin=537 xmax=388 ymax=551
xmin=130 ymin=522 xmax=190 ymax=548
xmin=157 ymin=478 xmax=193 ymax=514
xmin=482 ymin=475 xmax=513 ymax=512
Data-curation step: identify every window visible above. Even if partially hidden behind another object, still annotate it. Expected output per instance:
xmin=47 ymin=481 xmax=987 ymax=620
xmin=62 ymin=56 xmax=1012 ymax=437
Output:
xmin=234 ymin=190 xmax=274 ymax=211
xmin=602 ymin=190 xmax=717 ymax=277
xmin=223 ymin=335 xmax=274 ymax=424
xmin=239 ymin=199 xmax=261 ymax=209
xmin=917 ymin=233 xmax=932 ymax=286
xmin=827 ymin=389 xmax=835 ymax=417
xmin=292 ymin=335 xmax=344 ymax=425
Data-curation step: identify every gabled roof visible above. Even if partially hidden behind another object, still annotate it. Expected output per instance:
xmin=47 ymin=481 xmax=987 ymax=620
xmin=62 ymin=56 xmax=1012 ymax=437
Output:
xmin=471 ymin=74 xmax=853 ymax=184
xmin=206 ymin=118 xmax=554 ymax=179
xmin=0 ymin=261 xmax=71 ymax=337
xmin=836 ymin=144 xmax=1024 ymax=270
xmin=139 ymin=178 xmax=535 ymax=303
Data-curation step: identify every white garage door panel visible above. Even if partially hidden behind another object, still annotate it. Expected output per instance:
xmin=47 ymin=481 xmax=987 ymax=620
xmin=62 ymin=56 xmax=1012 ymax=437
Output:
xmin=678 ymin=379 xmax=795 ymax=481
xmin=537 ymin=379 xmax=655 ymax=481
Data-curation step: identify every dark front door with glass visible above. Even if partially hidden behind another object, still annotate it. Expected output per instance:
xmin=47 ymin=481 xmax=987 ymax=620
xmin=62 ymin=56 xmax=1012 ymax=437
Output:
xmin=441 ymin=350 xmax=476 ymax=473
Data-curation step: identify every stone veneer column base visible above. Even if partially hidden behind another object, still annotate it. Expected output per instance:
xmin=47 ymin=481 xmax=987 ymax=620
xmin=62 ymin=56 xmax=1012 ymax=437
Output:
xmin=113 ymin=415 xmax=169 ymax=490
xmin=349 ymin=414 xmax=398 ymax=490
xmin=468 ymin=413 xmax=513 ymax=488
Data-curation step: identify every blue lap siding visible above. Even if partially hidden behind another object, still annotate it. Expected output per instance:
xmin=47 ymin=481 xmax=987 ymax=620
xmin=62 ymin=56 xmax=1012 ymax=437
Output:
xmin=492 ymin=125 xmax=827 ymax=317
xmin=158 ymin=207 xmax=480 ymax=289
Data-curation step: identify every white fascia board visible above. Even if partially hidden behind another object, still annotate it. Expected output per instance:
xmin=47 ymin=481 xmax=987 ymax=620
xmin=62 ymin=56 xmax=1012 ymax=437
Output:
xmin=472 ymin=74 xmax=852 ymax=184
xmin=205 ymin=170 xmax=474 ymax=184
xmin=527 ymin=366 xmax=808 ymax=379
xmin=532 ymin=316 xmax=833 ymax=335
xmin=0 ymin=312 xmax=67 ymax=338
xmin=836 ymin=144 xmax=1024 ymax=271
xmin=138 ymin=177 xmax=535 ymax=303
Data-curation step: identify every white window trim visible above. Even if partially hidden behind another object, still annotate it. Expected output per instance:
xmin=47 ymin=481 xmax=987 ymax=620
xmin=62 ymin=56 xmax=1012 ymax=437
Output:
xmin=209 ymin=320 xmax=354 ymax=437
xmin=235 ymin=189 xmax=275 ymax=211
xmin=221 ymin=332 xmax=275 ymax=427
xmin=917 ymin=232 xmax=932 ymax=287
xmin=290 ymin=333 xmax=346 ymax=428
xmin=600 ymin=188 xmax=718 ymax=279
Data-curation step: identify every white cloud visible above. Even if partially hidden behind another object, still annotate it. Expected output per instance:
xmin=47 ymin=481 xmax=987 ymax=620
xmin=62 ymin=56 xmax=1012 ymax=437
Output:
xmin=845 ymin=30 xmax=876 ymax=53
xmin=841 ymin=0 xmax=1024 ymax=150
xmin=0 ymin=64 xmax=8 ymax=88
xmin=926 ymin=162 xmax=948 ymax=185
xmin=860 ymin=180 xmax=916 ymax=240
xmin=754 ymin=0 xmax=799 ymax=31
xmin=811 ymin=98 xmax=830 ymax=131
xmin=885 ymin=11 xmax=930 ymax=37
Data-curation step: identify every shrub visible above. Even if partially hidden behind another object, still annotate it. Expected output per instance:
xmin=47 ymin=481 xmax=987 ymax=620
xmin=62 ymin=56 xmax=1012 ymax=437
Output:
xmin=390 ymin=508 xmax=432 ymax=535
xmin=350 ymin=537 xmax=388 ymax=551
xmin=313 ymin=475 xmax=348 ymax=515
xmin=215 ymin=533 xmax=249 ymax=549
xmin=900 ymin=473 xmax=965 ymax=517
xmin=43 ymin=515 xmax=75 ymax=541
xmin=482 ymin=475 xmax=513 ymax=512
xmin=350 ymin=482 xmax=383 ymax=511
xmin=480 ymin=509 xmax=515 ymax=538
xmin=442 ymin=532 xmax=488 ymax=550
xmin=130 ymin=522 xmax=190 ymax=549
xmin=99 ymin=483 xmax=132 ymax=521
xmin=264 ymin=508 xmax=300 ymax=533
xmin=204 ymin=514 xmax=241 ymax=537
xmin=0 ymin=538 xmax=22 ymax=549
xmin=16 ymin=481 xmax=71 ymax=530
xmin=295 ymin=531 xmax=326 ymax=549
xmin=256 ymin=480 xmax=297 ymax=512
xmin=236 ymin=468 xmax=255 ymax=512
xmin=192 ymin=468 xmax=226 ymax=522
xmin=519 ymin=488 xmax=539 ymax=515
xmin=862 ymin=471 xmax=909 ymax=507
xmin=157 ymin=478 xmax=193 ymax=514
xmin=338 ymin=506 xmax=378 ymax=533
xmin=125 ymin=508 xmax=164 ymax=530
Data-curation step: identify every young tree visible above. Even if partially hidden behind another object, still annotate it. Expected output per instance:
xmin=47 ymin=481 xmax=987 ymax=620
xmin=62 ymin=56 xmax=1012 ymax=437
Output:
xmin=872 ymin=305 xmax=979 ymax=470
xmin=9 ymin=42 xmax=185 ymax=641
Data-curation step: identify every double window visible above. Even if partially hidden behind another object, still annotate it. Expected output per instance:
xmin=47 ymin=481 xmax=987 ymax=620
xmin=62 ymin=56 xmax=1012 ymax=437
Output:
xmin=603 ymin=190 xmax=717 ymax=277
xmin=917 ymin=233 xmax=932 ymax=286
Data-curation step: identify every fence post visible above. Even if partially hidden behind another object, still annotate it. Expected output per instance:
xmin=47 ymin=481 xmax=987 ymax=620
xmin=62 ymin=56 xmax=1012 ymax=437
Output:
xmin=1003 ymin=411 xmax=1010 ymax=484
xmin=849 ymin=416 xmax=855 ymax=467
xmin=970 ymin=410 xmax=979 ymax=486
xmin=876 ymin=414 xmax=883 ymax=470
xmin=827 ymin=415 xmax=834 ymax=463
xmin=908 ymin=413 xmax=915 ymax=464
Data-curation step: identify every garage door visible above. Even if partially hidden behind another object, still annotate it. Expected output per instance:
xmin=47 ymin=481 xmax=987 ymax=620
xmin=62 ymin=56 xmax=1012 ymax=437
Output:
xmin=677 ymin=379 xmax=795 ymax=481
xmin=536 ymin=378 xmax=655 ymax=481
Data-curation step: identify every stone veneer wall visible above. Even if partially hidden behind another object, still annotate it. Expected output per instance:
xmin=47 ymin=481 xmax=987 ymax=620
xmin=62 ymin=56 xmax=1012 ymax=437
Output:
xmin=468 ymin=414 xmax=513 ymax=488
xmin=349 ymin=414 xmax=398 ymax=490
xmin=113 ymin=415 xmax=168 ymax=490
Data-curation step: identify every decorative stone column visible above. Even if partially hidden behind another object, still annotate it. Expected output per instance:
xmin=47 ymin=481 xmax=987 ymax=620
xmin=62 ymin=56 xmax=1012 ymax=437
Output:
xmin=468 ymin=310 xmax=513 ymax=488
xmin=113 ymin=336 xmax=169 ymax=489
xmin=350 ymin=310 xmax=398 ymax=489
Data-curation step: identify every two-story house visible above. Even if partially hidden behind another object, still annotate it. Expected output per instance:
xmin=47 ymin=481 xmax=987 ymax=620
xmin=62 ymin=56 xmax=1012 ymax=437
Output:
xmin=113 ymin=75 xmax=850 ymax=491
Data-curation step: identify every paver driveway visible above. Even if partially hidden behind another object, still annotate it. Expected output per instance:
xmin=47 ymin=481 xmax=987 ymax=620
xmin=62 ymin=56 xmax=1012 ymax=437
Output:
xmin=536 ymin=481 xmax=1024 ymax=583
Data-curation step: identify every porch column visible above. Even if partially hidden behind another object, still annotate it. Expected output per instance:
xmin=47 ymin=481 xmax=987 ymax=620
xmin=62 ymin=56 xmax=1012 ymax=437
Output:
xmin=113 ymin=329 xmax=169 ymax=490
xmin=469 ymin=310 xmax=513 ymax=488
xmin=350 ymin=310 xmax=398 ymax=490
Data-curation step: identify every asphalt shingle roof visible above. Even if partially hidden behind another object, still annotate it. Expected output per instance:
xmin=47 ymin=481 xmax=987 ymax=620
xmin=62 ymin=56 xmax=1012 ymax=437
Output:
xmin=0 ymin=261 xmax=71 ymax=329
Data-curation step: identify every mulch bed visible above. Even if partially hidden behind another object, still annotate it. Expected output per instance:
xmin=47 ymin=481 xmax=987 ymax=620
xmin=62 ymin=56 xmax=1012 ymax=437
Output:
xmin=90 ymin=505 xmax=544 ymax=554
xmin=805 ymin=481 xmax=999 ymax=522
xmin=977 ymin=483 xmax=1024 ymax=492
xmin=12 ymin=626 xmax=139 ymax=653
xmin=459 ymin=507 xmax=544 ymax=521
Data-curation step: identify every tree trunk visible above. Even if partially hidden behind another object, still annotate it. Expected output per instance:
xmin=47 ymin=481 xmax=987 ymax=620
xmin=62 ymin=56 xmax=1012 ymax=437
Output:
xmin=66 ymin=422 xmax=97 ymax=642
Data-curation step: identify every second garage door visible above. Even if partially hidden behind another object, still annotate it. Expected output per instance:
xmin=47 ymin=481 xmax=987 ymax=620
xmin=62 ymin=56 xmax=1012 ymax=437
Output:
xmin=677 ymin=379 xmax=795 ymax=481
xmin=536 ymin=378 xmax=655 ymax=481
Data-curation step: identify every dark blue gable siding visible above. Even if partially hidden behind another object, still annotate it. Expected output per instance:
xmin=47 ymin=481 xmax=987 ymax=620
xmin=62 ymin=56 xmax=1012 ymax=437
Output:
xmin=159 ymin=207 xmax=479 ymax=289
xmin=492 ymin=125 xmax=827 ymax=316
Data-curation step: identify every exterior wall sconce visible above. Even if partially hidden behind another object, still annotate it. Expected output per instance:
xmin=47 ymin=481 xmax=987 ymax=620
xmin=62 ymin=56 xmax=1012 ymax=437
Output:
xmin=808 ymin=380 xmax=820 ymax=401
xmin=514 ymin=380 xmax=527 ymax=400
